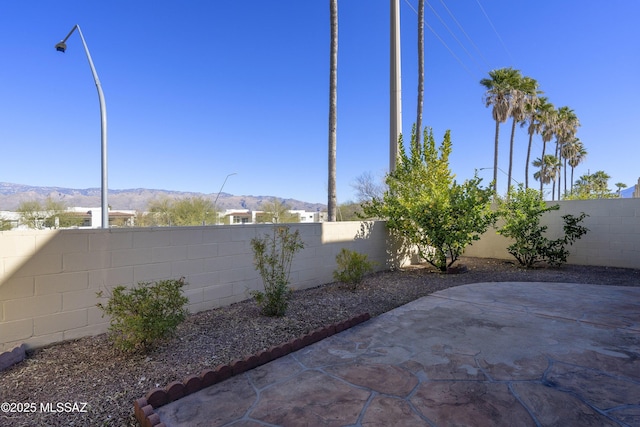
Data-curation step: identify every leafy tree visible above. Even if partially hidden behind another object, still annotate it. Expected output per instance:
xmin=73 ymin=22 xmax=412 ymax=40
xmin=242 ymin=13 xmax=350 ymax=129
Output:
xmin=615 ymin=182 xmax=627 ymax=197
xmin=147 ymin=197 xmax=174 ymax=226
xmin=362 ymin=127 xmax=496 ymax=272
xmin=146 ymin=197 xmax=217 ymax=226
xmin=257 ymin=198 xmax=299 ymax=223
xmin=337 ymin=202 xmax=364 ymax=221
xmin=172 ymin=197 xmax=216 ymax=226
xmin=17 ymin=198 xmax=82 ymax=229
xmin=17 ymin=200 xmax=43 ymax=229
xmin=497 ymin=186 xmax=589 ymax=267
xmin=0 ymin=216 xmax=12 ymax=231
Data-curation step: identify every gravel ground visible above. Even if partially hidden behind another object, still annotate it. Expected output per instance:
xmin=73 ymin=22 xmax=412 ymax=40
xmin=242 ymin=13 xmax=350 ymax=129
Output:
xmin=1 ymin=257 xmax=639 ymax=427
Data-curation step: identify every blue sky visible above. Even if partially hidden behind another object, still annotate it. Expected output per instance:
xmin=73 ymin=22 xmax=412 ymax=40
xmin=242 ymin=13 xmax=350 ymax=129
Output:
xmin=1 ymin=1 xmax=638 ymax=205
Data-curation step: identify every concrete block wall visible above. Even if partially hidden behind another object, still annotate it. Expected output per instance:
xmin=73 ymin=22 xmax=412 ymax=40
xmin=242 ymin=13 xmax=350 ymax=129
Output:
xmin=0 ymin=221 xmax=392 ymax=352
xmin=464 ymin=198 xmax=640 ymax=269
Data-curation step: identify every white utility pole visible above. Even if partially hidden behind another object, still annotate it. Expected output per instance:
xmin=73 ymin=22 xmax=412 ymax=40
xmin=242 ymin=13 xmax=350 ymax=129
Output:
xmin=390 ymin=0 xmax=402 ymax=172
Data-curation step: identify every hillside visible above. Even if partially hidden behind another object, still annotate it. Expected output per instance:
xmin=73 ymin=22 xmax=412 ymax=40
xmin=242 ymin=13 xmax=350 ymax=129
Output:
xmin=0 ymin=183 xmax=326 ymax=212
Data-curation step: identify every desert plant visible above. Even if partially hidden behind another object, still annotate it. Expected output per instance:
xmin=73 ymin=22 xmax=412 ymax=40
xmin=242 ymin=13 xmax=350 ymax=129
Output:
xmin=362 ymin=127 xmax=496 ymax=271
xmin=250 ymin=226 xmax=304 ymax=316
xmin=497 ymin=186 xmax=589 ymax=267
xmin=96 ymin=278 xmax=189 ymax=353
xmin=333 ymin=248 xmax=376 ymax=290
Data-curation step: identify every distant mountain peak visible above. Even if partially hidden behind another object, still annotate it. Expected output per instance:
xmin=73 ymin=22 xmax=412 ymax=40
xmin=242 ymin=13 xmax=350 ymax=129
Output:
xmin=0 ymin=182 xmax=326 ymax=212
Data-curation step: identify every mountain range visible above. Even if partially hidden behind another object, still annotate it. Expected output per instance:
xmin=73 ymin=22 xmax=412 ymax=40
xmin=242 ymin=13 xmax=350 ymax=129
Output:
xmin=0 ymin=182 xmax=327 ymax=212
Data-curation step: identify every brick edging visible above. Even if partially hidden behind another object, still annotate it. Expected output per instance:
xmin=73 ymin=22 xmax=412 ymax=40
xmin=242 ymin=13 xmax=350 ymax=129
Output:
xmin=0 ymin=344 xmax=27 ymax=372
xmin=133 ymin=312 xmax=371 ymax=427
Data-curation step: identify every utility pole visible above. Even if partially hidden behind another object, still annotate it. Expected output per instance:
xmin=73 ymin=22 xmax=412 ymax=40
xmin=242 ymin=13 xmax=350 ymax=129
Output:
xmin=390 ymin=0 xmax=402 ymax=172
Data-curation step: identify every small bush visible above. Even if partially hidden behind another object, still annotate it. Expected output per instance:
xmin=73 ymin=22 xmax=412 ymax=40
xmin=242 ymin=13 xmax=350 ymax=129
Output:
xmin=333 ymin=248 xmax=375 ymax=290
xmin=96 ymin=278 xmax=189 ymax=353
xmin=250 ymin=226 xmax=304 ymax=316
xmin=497 ymin=186 xmax=589 ymax=267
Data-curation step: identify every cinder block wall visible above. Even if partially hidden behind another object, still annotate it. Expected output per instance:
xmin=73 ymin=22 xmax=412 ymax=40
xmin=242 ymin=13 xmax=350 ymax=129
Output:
xmin=0 ymin=221 xmax=393 ymax=352
xmin=464 ymin=198 xmax=640 ymax=269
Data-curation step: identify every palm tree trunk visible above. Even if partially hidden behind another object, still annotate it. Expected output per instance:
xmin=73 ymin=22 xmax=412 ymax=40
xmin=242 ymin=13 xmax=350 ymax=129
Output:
xmin=540 ymin=141 xmax=546 ymax=194
xmin=416 ymin=0 xmax=424 ymax=147
xmin=563 ymin=157 xmax=568 ymax=197
xmin=507 ymin=117 xmax=516 ymax=195
xmin=570 ymin=166 xmax=575 ymax=193
xmin=493 ymin=120 xmax=500 ymax=194
xmin=525 ymin=132 xmax=533 ymax=189
xmin=327 ymin=0 xmax=338 ymax=221
xmin=553 ymin=140 xmax=561 ymax=200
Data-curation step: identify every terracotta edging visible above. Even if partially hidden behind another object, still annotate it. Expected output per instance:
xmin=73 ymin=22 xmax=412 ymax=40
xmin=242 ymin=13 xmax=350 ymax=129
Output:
xmin=133 ymin=312 xmax=371 ymax=427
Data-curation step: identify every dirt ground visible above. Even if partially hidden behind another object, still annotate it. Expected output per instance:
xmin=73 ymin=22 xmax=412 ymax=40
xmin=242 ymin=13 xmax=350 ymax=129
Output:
xmin=1 ymin=256 xmax=638 ymax=426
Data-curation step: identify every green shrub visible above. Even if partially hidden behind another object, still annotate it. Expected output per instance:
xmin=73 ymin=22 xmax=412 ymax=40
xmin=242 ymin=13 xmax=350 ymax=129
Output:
xmin=96 ymin=278 xmax=189 ymax=353
xmin=497 ymin=186 xmax=589 ymax=267
xmin=250 ymin=226 xmax=304 ymax=316
xmin=333 ymin=248 xmax=375 ymax=290
xmin=361 ymin=127 xmax=496 ymax=271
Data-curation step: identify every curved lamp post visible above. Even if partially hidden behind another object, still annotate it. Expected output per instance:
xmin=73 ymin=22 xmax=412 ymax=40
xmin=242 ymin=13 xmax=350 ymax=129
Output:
xmin=213 ymin=173 xmax=237 ymax=224
xmin=55 ymin=25 xmax=108 ymax=228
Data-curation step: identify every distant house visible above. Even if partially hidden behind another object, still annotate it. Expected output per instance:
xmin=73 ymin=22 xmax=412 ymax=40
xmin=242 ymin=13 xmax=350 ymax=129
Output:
xmin=619 ymin=177 xmax=639 ymax=198
xmin=0 ymin=207 xmax=136 ymax=230
xmin=223 ymin=209 xmax=254 ymax=224
xmin=67 ymin=207 xmax=136 ymax=228
xmin=221 ymin=209 xmax=326 ymax=225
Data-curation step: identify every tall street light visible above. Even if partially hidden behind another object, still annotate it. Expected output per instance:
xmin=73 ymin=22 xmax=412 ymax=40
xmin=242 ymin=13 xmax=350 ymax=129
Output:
xmin=55 ymin=25 xmax=109 ymax=229
xmin=213 ymin=173 xmax=237 ymax=224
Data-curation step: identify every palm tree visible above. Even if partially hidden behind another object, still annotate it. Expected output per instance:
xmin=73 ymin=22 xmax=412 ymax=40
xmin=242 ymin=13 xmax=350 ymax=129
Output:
xmin=564 ymin=138 xmax=586 ymax=194
xmin=615 ymin=182 xmax=627 ymax=197
xmin=533 ymin=155 xmax=561 ymax=200
xmin=327 ymin=0 xmax=338 ymax=221
xmin=506 ymin=76 xmax=538 ymax=194
xmin=521 ymin=96 xmax=552 ymax=189
xmin=538 ymin=102 xmax=557 ymax=194
xmin=480 ymin=67 xmax=521 ymax=193
xmin=415 ymin=0 xmax=424 ymax=147
xmin=553 ymin=106 xmax=580 ymax=200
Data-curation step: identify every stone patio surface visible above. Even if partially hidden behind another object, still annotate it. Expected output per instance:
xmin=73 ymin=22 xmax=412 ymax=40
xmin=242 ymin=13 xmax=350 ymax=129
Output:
xmin=155 ymin=282 xmax=640 ymax=426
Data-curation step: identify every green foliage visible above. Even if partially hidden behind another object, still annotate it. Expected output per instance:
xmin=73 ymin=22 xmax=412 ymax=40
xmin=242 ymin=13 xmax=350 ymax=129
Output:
xmin=362 ymin=127 xmax=496 ymax=272
xmin=256 ymin=198 xmax=299 ymax=223
xmin=96 ymin=278 xmax=189 ymax=353
xmin=17 ymin=197 xmax=83 ymax=229
xmin=497 ymin=186 xmax=589 ymax=267
xmin=565 ymin=170 xmax=616 ymax=199
xmin=333 ymin=248 xmax=375 ymax=290
xmin=250 ymin=226 xmax=304 ymax=316
xmin=336 ymin=202 xmax=364 ymax=221
xmin=0 ymin=217 xmax=12 ymax=231
xmin=146 ymin=196 xmax=218 ymax=226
